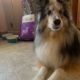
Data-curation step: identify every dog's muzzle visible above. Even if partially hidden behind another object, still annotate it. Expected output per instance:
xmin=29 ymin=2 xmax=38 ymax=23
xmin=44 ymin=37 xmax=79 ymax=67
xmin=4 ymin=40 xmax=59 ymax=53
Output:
xmin=54 ymin=19 xmax=61 ymax=25
xmin=48 ymin=19 xmax=62 ymax=31
xmin=53 ymin=19 xmax=61 ymax=29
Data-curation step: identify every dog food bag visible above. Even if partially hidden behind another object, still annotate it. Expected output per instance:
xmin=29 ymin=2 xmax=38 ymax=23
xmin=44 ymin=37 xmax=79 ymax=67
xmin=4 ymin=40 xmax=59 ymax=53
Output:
xmin=20 ymin=14 xmax=35 ymax=40
xmin=20 ymin=0 xmax=36 ymax=40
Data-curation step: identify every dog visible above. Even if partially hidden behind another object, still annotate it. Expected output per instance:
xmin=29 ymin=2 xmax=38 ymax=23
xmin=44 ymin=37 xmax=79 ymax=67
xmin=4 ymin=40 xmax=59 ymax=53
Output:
xmin=33 ymin=0 xmax=80 ymax=80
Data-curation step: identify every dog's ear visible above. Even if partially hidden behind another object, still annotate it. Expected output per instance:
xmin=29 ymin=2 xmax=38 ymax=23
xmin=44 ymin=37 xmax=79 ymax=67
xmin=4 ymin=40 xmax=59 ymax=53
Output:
xmin=57 ymin=0 xmax=72 ymax=22
xmin=36 ymin=0 xmax=49 ymax=8
xmin=57 ymin=0 xmax=70 ymax=3
xmin=57 ymin=0 xmax=70 ymax=5
xmin=37 ymin=0 xmax=49 ymax=5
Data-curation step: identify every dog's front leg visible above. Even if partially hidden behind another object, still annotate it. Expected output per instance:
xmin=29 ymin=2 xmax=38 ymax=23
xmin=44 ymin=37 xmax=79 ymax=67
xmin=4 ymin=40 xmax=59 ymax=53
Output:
xmin=48 ymin=68 xmax=66 ymax=80
xmin=33 ymin=66 xmax=48 ymax=80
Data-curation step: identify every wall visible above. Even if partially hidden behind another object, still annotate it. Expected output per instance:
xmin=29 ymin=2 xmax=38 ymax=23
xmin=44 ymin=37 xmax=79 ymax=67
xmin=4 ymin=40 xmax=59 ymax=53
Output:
xmin=0 ymin=0 xmax=7 ymax=33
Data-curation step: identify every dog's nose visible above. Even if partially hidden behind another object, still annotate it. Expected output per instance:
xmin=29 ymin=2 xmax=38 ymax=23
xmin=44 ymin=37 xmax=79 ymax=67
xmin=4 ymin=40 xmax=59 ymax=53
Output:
xmin=54 ymin=19 xmax=61 ymax=25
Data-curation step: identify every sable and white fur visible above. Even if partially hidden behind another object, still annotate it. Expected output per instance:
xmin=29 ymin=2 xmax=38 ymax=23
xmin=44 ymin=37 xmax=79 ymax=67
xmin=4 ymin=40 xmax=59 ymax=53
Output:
xmin=33 ymin=0 xmax=80 ymax=80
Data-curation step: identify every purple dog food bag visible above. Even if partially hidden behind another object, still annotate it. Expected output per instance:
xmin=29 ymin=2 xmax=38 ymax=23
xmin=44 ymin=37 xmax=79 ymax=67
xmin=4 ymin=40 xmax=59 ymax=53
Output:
xmin=20 ymin=14 xmax=35 ymax=40
xmin=20 ymin=0 xmax=36 ymax=40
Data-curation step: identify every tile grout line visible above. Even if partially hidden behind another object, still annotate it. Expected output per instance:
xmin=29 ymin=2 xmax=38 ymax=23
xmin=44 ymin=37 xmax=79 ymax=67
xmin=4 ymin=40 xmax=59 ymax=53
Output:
xmin=5 ymin=53 xmax=21 ymax=80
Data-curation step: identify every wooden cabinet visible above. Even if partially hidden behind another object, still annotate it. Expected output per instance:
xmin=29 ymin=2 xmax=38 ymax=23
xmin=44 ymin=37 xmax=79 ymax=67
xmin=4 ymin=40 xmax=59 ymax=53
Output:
xmin=70 ymin=0 xmax=78 ymax=25
xmin=77 ymin=0 xmax=80 ymax=27
xmin=70 ymin=0 xmax=80 ymax=27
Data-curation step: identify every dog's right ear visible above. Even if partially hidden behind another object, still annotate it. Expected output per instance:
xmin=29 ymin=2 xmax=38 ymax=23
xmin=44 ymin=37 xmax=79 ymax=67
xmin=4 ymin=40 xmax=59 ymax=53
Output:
xmin=36 ymin=0 xmax=49 ymax=9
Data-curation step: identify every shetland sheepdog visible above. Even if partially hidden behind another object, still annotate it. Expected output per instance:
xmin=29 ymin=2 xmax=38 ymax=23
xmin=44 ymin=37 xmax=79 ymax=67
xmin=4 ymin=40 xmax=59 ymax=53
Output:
xmin=33 ymin=0 xmax=80 ymax=80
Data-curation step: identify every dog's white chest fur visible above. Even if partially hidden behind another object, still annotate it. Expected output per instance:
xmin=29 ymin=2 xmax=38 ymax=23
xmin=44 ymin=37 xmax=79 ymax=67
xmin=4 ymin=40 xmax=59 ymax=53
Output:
xmin=35 ymin=39 xmax=62 ymax=69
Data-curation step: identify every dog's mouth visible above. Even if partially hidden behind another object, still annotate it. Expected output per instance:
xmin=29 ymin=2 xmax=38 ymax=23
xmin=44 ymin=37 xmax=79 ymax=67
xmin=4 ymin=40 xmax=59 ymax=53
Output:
xmin=53 ymin=24 xmax=62 ymax=31
xmin=48 ymin=23 xmax=62 ymax=31
xmin=53 ymin=25 xmax=61 ymax=29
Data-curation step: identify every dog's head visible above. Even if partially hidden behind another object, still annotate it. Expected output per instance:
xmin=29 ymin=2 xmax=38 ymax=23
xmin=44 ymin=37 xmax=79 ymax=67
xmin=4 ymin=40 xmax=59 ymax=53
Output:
xmin=36 ymin=0 xmax=72 ymax=32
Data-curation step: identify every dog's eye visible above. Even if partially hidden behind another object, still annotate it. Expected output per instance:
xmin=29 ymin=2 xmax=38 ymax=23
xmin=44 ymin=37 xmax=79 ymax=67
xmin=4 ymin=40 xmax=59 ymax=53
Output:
xmin=47 ymin=10 xmax=52 ymax=15
xmin=59 ymin=10 xmax=62 ymax=14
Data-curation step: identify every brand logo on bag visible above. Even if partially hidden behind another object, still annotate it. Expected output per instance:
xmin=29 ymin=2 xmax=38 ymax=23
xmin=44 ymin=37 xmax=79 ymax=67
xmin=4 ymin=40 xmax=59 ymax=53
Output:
xmin=22 ymin=14 xmax=35 ymax=23
xmin=25 ymin=18 xmax=33 ymax=21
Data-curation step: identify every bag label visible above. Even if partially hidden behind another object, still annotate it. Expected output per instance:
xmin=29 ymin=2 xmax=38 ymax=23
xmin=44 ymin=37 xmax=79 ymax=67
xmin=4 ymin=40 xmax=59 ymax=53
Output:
xmin=22 ymin=14 xmax=35 ymax=23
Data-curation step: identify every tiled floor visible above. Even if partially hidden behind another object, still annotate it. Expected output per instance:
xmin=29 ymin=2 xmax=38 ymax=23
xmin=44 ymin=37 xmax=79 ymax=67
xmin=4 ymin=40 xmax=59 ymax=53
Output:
xmin=0 ymin=38 xmax=37 ymax=80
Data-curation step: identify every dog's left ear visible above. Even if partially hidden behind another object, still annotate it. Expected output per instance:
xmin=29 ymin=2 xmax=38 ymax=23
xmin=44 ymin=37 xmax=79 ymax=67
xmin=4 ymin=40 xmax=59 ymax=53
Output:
xmin=57 ymin=0 xmax=70 ymax=5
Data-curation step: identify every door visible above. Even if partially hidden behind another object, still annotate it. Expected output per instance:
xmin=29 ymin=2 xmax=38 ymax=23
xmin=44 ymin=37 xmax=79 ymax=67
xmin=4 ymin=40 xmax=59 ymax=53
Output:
xmin=2 ymin=0 xmax=22 ymax=34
